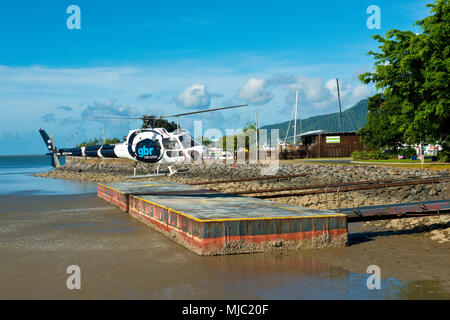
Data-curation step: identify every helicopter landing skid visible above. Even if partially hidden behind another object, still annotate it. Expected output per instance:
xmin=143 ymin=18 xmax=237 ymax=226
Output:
xmin=125 ymin=173 xmax=167 ymax=179
xmin=125 ymin=165 xmax=190 ymax=179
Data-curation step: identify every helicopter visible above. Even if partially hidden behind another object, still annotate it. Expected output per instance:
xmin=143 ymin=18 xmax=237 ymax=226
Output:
xmin=39 ymin=104 xmax=249 ymax=177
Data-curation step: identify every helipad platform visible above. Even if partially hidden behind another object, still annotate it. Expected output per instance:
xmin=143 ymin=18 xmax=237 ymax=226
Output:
xmin=98 ymin=181 xmax=348 ymax=255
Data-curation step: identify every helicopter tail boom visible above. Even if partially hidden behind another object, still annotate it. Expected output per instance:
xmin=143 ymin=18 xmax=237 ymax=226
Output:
xmin=39 ymin=129 xmax=125 ymax=165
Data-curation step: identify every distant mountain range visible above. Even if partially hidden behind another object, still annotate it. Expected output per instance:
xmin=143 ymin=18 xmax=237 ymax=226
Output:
xmin=261 ymin=99 xmax=368 ymax=142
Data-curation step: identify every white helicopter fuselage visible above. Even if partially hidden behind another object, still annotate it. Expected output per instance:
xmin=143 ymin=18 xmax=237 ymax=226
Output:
xmin=112 ymin=128 xmax=206 ymax=165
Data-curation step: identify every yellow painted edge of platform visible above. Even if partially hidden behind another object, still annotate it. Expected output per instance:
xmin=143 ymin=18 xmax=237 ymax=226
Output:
xmin=98 ymin=183 xmax=345 ymax=223
xmin=98 ymin=183 xmax=123 ymax=194
xmin=132 ymin=196 xmax=345 ymax=223
xmin=126 ymin=183 xmax=176 ymax=188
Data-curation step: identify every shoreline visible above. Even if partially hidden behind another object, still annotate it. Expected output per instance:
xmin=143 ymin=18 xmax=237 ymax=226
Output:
xmin=34 ymin=156 xmax=450 ymax=210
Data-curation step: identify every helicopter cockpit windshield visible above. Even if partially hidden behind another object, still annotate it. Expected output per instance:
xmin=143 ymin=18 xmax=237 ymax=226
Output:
xmin=178 ymin=134 xmax=200 ymax=149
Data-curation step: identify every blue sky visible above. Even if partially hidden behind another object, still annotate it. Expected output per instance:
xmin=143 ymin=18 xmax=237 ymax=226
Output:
xmin=0 ymin=0 xmax=431 ymax=154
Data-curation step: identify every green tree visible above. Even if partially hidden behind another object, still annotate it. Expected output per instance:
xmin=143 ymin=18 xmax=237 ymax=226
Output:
xmin=219 ymin=135 xmax=238 ymax=152
xmin=195 ymin=136 xmax=213 ymax=146
xmin=358 ymin=94 xmax=403 ymax=151
xmin=360 ymin=0 xmax=449 ymax=152
xmin=141 ymin=115 xmax=178 ymax=131
xmin=76 ymin=137 xmax=120 ymax=147
xmin=218 ymin=134 xmax=251 ymax=153
xmin=242 ymin=121 xmax=256 ymax=133
xmin=243 ymin=121 xmax=260 ymax=149
xmin=104 ymin=138 xmax=121 ymax=144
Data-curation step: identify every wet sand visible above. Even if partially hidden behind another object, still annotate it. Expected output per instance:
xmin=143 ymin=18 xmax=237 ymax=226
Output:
xmin=0 ymin=193 xmax=449 ymax=299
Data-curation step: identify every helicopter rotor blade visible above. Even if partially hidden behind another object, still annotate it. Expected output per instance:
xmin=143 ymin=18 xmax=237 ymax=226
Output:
xmin=160 ymin=104 xmax=249 ymax=118
xmin=90 ymin=104 xmax=250 ymax=121
xmin=91 ymin=116 xmax=144 ymax=121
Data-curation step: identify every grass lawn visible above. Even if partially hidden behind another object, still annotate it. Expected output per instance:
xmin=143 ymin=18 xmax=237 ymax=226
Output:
xmin=354 ymin=158 xmax=435 ymax=163
xmin=299 ymin=157 xmax=352 ymax=160
xmin=280 ymin=158 xmax=450 ymax=170
xmin=359 ymin=163 xmax=450 ymax=170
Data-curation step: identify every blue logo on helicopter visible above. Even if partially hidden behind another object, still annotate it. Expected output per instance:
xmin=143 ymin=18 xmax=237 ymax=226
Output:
xmin=137 ymin=146 xmax=154 ymax=157
xmin=134 ymin=138 xmax=161 ymax=163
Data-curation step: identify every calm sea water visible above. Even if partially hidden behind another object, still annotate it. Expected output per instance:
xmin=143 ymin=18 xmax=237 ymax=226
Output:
xmin=0 ymin=155 xmax=96 ymax=195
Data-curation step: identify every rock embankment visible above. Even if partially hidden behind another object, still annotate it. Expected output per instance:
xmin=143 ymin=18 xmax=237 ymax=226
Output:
xmin=364 ymin=215 xmax=450 ymax=244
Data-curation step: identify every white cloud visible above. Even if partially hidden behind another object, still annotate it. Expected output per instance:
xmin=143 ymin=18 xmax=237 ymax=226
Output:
xmin=350 ymin=85 xmax=372 ymax=102
xmin=283 ymin=75 xmax=372 ymax=110
xmin=236 ymin=78 xmax=273 ymax=105
xmin=325 ymin=78 xmax=352 ymax=98
xmin=298 ymin=76 xmax=328 ymax=102
xmin=284 ymin=76 xmax=329 ymax=107
xmin=324 ymin=79 xmax=372 ymax=107
xmin=80 ymin=100 xmax=138 ymax=118
xmin=325 ymin=78 xmax=338 ymax=95
xmin=175 ymin=84 xmax=212 ymax=109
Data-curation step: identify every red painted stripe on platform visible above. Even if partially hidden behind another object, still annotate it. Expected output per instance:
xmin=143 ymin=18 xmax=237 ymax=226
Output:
xmin=129 ymin=206 xmax=346 ymax=253
xmin=98 ymin=189 xmax=128 ymax=211
xmin=196 ymin=229 xmax=348 ymax=253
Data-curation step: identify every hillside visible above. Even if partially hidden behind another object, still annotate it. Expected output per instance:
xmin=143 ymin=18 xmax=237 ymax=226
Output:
xmin=261 ymin=99 xmax=368 ymax=142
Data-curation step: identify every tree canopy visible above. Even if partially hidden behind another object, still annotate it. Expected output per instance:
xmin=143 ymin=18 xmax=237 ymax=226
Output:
xmin=359 ymin=0 xmax=449 ymax=153
xmin=242 ymin=121 xmax=256 ymax=133
xmin=141 ymin=115 xmax=178 ymax=131
xmin=358 ymin=94 xmax=403 ymax=151
xmin=76 ymin=137 xmax=120 ymax=148
xmin=196 ymin=136 xmax=213 ymax=147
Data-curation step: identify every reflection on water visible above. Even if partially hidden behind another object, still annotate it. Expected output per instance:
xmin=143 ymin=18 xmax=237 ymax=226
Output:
xmin=0 ymin=155 xmax=96 ymax=195
xmin=200 ymin=253 xmax=406 ymax=300
xmin=396 ymin=280 xmax=450 ymax=300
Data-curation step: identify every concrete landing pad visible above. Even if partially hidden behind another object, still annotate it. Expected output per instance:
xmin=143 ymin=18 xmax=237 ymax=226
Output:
xmin=98 ymin=181 xmax=348 ymax=255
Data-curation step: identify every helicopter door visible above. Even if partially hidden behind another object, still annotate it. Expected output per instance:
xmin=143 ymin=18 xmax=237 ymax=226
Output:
xmin=162 ymin=138 xmax=184 ymax=158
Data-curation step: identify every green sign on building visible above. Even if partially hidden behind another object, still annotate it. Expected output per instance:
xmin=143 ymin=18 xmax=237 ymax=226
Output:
xmin=326 ymin=136 xmax=341 ymax=144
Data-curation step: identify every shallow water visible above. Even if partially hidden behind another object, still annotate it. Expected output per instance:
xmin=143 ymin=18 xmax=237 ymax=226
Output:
xmin=0 ymin=155 xmax=96 ymax=195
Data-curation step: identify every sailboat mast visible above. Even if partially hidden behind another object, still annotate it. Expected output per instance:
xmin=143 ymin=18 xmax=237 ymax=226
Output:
xmin=255 ymin=110 xmax=259 ymax=161
xmin=336 ymin=78 xmax=344 ymax=133
xmin=293 ymin=88 xmax=298 ymax=145
xmin=299 ymin=94 xmax=302 ymax=138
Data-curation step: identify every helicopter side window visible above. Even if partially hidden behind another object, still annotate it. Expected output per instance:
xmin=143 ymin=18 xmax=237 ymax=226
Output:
xmin=162 ymin=138 xmax=181 ymax=149
xmin=191 ymin=137 xmax=201 ymax=147
xmin=179 ymin=135 xmax=200 ymax=148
